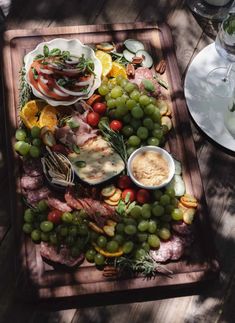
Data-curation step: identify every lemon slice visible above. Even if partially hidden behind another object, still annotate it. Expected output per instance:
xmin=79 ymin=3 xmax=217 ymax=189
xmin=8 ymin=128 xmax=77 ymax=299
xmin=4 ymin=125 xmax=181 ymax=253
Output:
xmin=38 ymin=105 xmax=58 ymax=131
xmin=109 ymin=61 xmax=127 ymax=78
xmin=95 ymin=50 xmax=112 ymax=77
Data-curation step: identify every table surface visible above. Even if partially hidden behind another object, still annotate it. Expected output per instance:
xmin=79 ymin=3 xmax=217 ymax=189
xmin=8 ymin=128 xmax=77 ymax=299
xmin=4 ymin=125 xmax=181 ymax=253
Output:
xmin=0 ymin=1 xmax=235 ymax=322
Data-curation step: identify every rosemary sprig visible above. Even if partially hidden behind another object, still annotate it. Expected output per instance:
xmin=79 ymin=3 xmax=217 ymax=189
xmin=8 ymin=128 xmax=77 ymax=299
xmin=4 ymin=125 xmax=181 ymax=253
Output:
xmin=114 ymin=254 xmax=173 ymax=278
xmin=19 ymin=66 xmax=32 ymax=109
xmin=99 ymin=121 xmax=128 ymax=163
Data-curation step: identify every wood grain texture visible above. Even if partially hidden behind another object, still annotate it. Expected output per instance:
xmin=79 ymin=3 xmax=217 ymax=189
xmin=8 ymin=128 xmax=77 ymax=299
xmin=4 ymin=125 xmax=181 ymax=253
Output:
xmin=0 ymin=0 xmax=234 ymax=322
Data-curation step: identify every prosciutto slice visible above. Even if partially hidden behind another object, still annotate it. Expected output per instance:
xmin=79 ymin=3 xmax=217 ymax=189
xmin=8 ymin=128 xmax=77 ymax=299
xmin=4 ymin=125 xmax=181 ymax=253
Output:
xmin=55 ymin=110 xmax=98 ymax=147
xmin=129 ymin=67 xmax=160 ymax=96
xmin=47 ymin=195 xmax=72 ymax=212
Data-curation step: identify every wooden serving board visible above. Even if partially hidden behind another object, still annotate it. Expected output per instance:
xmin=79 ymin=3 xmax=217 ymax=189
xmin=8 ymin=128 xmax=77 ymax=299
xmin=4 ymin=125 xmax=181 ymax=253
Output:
xmin=2 ymin=22 xmax=219 ymax=305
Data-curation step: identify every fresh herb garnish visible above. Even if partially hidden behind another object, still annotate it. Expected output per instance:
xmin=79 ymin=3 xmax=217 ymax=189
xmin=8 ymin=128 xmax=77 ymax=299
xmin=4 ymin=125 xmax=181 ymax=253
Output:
xmin=31 ymin=67 xmax=38 ymax=80
xmin=72 ymin=144 xmax=80 ymax=154
xmin=19 ymin=66 xmax=32 ymax=110
xmin=43 ymin=45 xmax=50 ymax=57
xmin=75 ymin=161 xmax=86 ymax=168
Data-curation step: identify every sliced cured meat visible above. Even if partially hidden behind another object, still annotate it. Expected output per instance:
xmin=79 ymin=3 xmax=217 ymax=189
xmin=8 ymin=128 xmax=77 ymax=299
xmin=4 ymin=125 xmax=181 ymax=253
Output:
xmin=170 ymin=235 xmax=185 ymax=260
xmin=129 ymin=67 xmax=160 ymax=96
xmin=55 ymin=110 xmax=98 ymax=148
xmin=47 ymin=195 xmax=72 ymax=212
xmin=40 ymin=242 xmax=84 ymax=267
xmin=150 ymin=240 xmax=173 ymax=262
xmin=25 ymin=186 xmax=51 ymax=204
xmin=20 ymin=174 xmax=43 ymax=190
xmin=172 ymin=221 xmax=193 ymax=236
xmin=23 ymin=158 xmax=43 ymax=177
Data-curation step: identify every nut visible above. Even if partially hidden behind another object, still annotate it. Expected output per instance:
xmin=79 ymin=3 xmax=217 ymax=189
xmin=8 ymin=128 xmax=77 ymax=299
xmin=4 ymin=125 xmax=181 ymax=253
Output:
xmin=131 ymin=56 xmax=143 ymax=65
xmin=103 ymin=266 xmax=119 ymax=278
xmin=126 ymin=63 xmax=135 ymax=78
xmin=155 ymin=59 xmax=166 ymax=74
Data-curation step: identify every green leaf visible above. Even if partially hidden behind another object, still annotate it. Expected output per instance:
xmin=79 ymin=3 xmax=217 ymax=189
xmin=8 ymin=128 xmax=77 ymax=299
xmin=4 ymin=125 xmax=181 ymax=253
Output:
xmin=66 ymin=117 xmax=80 ymax=129
xmin=75 ymin=161 xmax=86 ymax=168
xmin=34 ymin=54 xmax=44 ymax=61
xmin=49 ymin=48 xmax=62 ymax=56
xmin=157 ymin=78 xmax=168 ymax=89
xmin=116 ymin=200 xmax=126 ymax=215
xmin=72 ymin=144 xmax=80 ymax=154
xmin=142 ymin=79 xmax=155 ymax=92
xmin=43 ymin=45 xmax=49 ymax=57
xmin=31 ymin=67 xmax=38 ymax=80
xmin=125 ymin=192 xmax=130 ymax=203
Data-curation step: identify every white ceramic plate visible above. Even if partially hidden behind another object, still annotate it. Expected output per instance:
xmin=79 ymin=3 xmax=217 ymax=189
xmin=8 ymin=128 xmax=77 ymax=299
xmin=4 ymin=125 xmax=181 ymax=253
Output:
xmin=24 ymin=38 xmax=102 ymax=106
xmin=184 ymin=43 xmax=235 ymax=152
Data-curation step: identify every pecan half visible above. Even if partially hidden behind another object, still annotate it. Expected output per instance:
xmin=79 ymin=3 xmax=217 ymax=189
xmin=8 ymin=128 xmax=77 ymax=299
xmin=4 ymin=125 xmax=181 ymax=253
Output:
xmin=155 ymin=59 xmax=166 ymax=74
xmin=103 ymin=266 xmax=119 ymax=278
xmin=131 ymin=56 xmax=143 ymax=65
xmin=126 ymin=63 xmax=135 ymax=78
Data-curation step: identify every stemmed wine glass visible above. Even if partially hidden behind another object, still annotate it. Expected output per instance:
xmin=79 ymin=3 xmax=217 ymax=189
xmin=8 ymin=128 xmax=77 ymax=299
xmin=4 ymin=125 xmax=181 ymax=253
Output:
xmin=207 ymin=7 xmax=235 ymax=97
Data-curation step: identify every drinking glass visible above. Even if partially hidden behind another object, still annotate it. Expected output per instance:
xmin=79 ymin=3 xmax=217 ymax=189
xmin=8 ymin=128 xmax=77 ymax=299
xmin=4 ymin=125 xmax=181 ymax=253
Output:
xmin=207 ymin=8 xmax=235 ymax=97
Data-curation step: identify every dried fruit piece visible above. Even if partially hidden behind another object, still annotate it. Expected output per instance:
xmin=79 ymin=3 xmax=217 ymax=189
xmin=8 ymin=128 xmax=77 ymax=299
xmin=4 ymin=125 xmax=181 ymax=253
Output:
xmin=156 ymin=99 xmax=169 ymax=116
xmin=180 ymin=194 xmax=198 ymax=208
xmin=96 ymin=42 xmax=114 ymax=52
xmin=88 ymin=221 xmax=104 ymax=234
xmin=161 ymin=116 xmax=172 ymax=130
xmin=103 ymin=220 xmax=117 ymax=237
xmin=183 ymin=208 xmax=196 ymax=224
xmin=93 ymin=244 xmax=123 ymax=257
xmin=109 ymin=189 xmax=122 ymax=202
xmin=101 ymin=185 xmax=116 ymax=197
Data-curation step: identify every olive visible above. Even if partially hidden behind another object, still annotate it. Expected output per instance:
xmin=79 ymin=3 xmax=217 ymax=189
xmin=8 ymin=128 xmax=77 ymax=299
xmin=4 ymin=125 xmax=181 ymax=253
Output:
xmin=40 ymin=221 xmax=54 ymax=233
xmin=62 ymin=212 xmax=73 ymax=223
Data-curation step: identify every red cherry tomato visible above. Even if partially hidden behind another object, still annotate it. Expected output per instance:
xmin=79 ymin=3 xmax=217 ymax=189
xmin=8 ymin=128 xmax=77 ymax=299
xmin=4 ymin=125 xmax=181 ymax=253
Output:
xmin=87 ymin=112 xmax=100 ymax=127
xmin=122 ymin=188 xmax=136 ymax=203
xmin=136 ymin=189 xmax=150 ymax=204
xmin=93 ymin=102 xmax=107 ymax=115
xmin=117 ymin=175 xmax=133 ymax=189
xmin=47 ymin=209 xmax=63 ymax=224
xmin=110 ymin=120 xmax=123 ymax=131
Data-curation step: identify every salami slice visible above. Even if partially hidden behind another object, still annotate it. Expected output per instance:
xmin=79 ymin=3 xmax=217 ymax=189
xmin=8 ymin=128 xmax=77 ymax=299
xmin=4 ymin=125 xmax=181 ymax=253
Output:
xmin=23 ymin=158 xmax=43 ymax=177
xmin=170 ymin=235 xmax=185 ymax=260
xmin=21 ymin=174 xmax=43 ymax=190
xmin=47 ymin=195 xmax=72 ymax=212
xmin=150 ymin=240 xmax=173 ymax=262
xmin=26 ymin=186 xmax=51 ymax=204
xmin=40 ymin=242 xmax=84 ymax=267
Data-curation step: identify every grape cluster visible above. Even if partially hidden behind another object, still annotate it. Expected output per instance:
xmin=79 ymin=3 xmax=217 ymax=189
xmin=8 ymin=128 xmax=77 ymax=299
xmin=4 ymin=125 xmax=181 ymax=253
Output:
xmin=98 ymin=75 xmax=169 ymax=156
xmin=14 ymin=126 xmax=42 ymax=158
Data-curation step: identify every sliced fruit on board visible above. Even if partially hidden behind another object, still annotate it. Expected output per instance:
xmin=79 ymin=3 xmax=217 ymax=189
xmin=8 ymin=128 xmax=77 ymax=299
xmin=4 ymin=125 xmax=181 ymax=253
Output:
xmin=95 ymin=50 xmax=112 ymax=77
xmin=136 ymin=50 xmax=153 ymax=68
xmin=124 ymin=39 xmax=145 ymax=53
xmin=108 ymin=62 xmax=127 ymax=78
xmin=38 ymin=105 xmax=58 ymax=131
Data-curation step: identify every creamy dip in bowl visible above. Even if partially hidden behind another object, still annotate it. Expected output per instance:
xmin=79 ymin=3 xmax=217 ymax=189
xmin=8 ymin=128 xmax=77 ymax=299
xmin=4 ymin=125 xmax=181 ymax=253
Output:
xmin=127 ymin=146 xmax=175 ymax=189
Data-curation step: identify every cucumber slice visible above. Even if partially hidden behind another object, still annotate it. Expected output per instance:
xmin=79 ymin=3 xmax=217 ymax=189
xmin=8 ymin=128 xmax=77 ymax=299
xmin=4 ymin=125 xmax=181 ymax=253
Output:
xmin=173 ymin=158 xmax=182 ymax=175
xmin=136 ymin=50 xmax=153 ymax=68
xmin=123 ymin=49 xmax=135 ymax=62
xmin=167 ymin=175 xmax=185 ymax=197
xmin=124 ymin=39 xmax=145 ymax=53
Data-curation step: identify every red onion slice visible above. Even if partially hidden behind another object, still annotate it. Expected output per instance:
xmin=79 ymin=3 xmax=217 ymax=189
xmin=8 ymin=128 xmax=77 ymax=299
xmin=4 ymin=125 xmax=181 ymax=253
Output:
xmin=39 ymin=67 xmax=54 ymax=75
xmin=75 ymin=74 xmax=94 ymax=86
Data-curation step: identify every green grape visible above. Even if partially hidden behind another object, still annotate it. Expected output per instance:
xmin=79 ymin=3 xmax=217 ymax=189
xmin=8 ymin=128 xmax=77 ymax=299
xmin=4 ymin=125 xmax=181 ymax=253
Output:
xmin=148 ymin=234 xmax=160 ymax=248
xmin=116 ymin=223 xmax=125 ymax=233
xmin=144 ymin=104 xmax=155 ymax=116
xmin=40 ymin=221 xmax=54 ymax=233
xmin=31 ymin=126 xmax=41 ymax=139
xmin=59 ymin=225 xmax=68 ymax=237
xmin=141 ymin=203 xmax=152 ymax=219
xmin=125 ymin=82 xmax=136 ymax=93
xmin=122 ymin=113 xmax=132 ymax=124
xmin=165 ymin=188 xmax=175 ymax=198
xmin=37 ymin=200 xmax=48 ymax=212
xmin=147 ymin=137 xmax=159 ymax=146
xmin=123 ymin=241 xmax=134 ymax=254
xmin=106 ymin=240 xmax=119 ymax=253
xmin=108 ymin=82 xmax=114 ymax=90
xmin=107 ymin=99 xmax=116 ymax=109
xmin=23 ymin=223 xmax=33 ymax=234
xmin=41 ymin=232 xmax=49 ymax=242
xmin=153 ymin=123 xmax=161 ymax=130
xmin=70 ymin=246 xmax=81 ymax=258
xmin=24 ymin=208 xmax=35 ymax=223
xmin=31 ymin=229 xmax=41 ymax=242
xmin=120 ymin=79 xmax=128 ymax=88
xmin=94 ymin=253 xmax=105 ymax=266
xmin=15 ymin=141 xmax=31 ymax=156
xmin=159 ymin=194 xmax=171 ymax=206
xmin=143 ymin=117 xmax=154 ymax=130
xmin=98 ymin=84 xmax=109 ymax=96
xmin=131 ymin=106 xmax=144 ymax=119
xmin=137 ymin=126 xmax=149 ymax=140
xmin=122 ymin=93 xmax=129 ymax=102
xmin=149 ymin=97 xmax=157 ymax=105
xmin=68 ymin=225 xmax=78 ymax=237
xmin=124 ymin=224 xmax=137 ymax=235
xmin=158 ymin=227 xmax=171 ymax=240
xmin=113 ymin=234 xmax=125 ymax=245
xmin=127 ymin=146 xmax=136 ymax=157
xmin=116 ymin=96 xmax=126 ymax=107
xmin=97 ymin=235 xmax=107 ymax=248
xmin=15 ymin=128 xmax=27 ymax=141
xmin=116 ymin=75 xmax=125 ymax=85
xmin=77 ymin=224 xmax=88 ymax=236
xmin=171 ymin=197 xmax=179 ymax=207
xmin=152 ymin=128 xmax=163 ymax=139
xmin=123 ymin=217 xmax=137 ymax=225
xmin=141 ymin=242 xmax=150 ymax=252
xmin=90 ymin=231 xmax=99 ymax=241
xmin=139 ymin=95 xmax=151 ymax=106
xmin=134 ymin=248 xmax=146 ymax=260
xmin=128 ymin=135 xmax=141 ymax=147
xmin=152 ymin=204 xmax=164 ymax=217
xmin=171 ymin=208 xmax=183 ymax=221
xmin=105 ymin=93 xmax=112 ymax=101
xmin=153 ymin=190 xmax=163 ymax=200
xmin=62 ymin=212 xmax=73 ymax=223
xmin=29 ymin=146 xmax=41 ymax=158
xmin=130 ymin=205 xmax=142 ymax=219
xmin=32 ymin=138 xmax=42 ymax=147
xmin=130 ymin=118 xmax=142 ymax=130
xmin=111 ymin=86 xmax=123 ymax=98
xmin=126 ymin=99 xmax=136 ymax=110
xmin=163 ymin=208 xmax=174 ymax=219
xmin=130 ymin=89 xmax=140 ymax=101
xmin=148 ymin=220 xmax=157 ymax=233
xmin=151 ymin=109 xmax=161 ymax=122
xmin=65 ymin=235 xmax=75 ymax=247
xmin=138 ymin=220 xmax=149 ymax=232
xmin=85 ymin=249 xmax=96 ymax=263
xmin=137 ymin=233 xmax=148 ymax=242
xmin=115 ymin=105 xmax=128 ymax=118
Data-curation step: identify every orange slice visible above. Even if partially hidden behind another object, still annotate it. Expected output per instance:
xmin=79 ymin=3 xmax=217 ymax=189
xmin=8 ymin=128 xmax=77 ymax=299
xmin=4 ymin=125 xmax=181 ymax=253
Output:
xmin=20 ymin=100 xmax=42 ymax=129
xmin=95 ymin=50 xmax=112 ymax=77
xmin=109 ymin=62 xmax=127 ymax=78
xmin=38 ymin=105 xmax=58 ymax=131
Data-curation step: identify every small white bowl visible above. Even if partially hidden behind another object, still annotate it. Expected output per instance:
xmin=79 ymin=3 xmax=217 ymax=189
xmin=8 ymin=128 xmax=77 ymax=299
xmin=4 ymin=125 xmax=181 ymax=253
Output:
xmin=24 ymin=38 xmax=102 ymax=107
xmin=127 ymin=146 xmax=175 ymax=190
